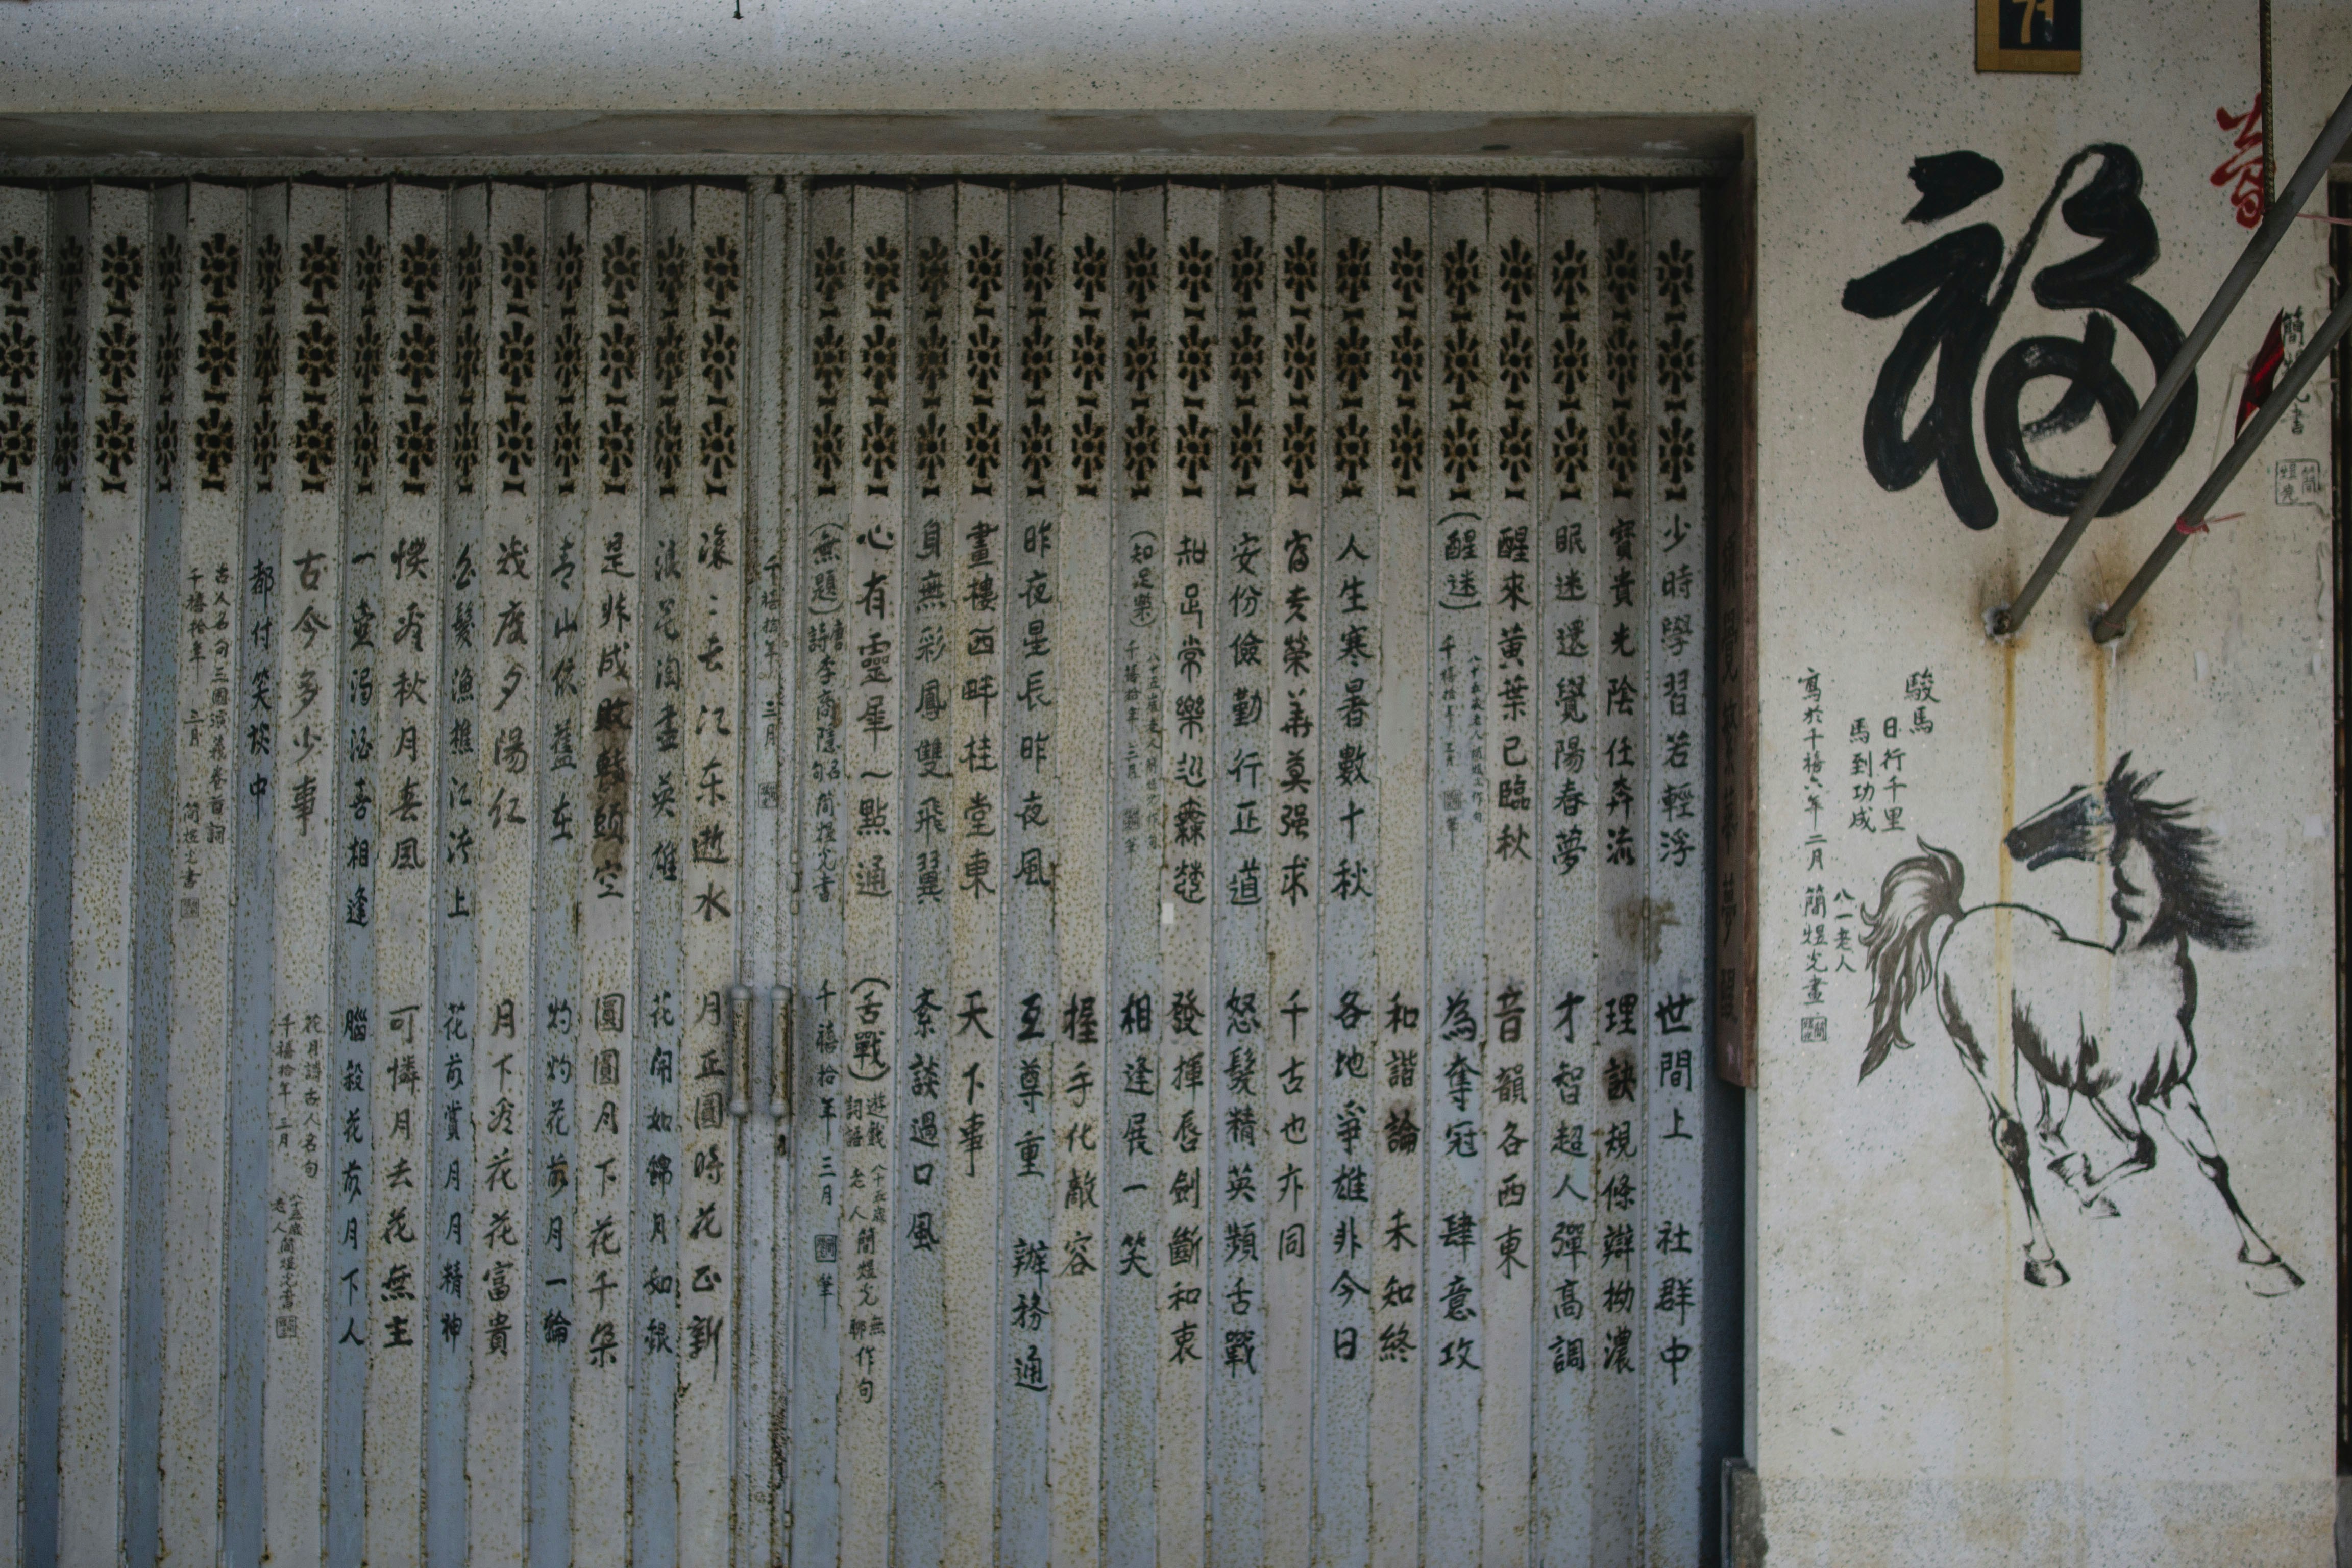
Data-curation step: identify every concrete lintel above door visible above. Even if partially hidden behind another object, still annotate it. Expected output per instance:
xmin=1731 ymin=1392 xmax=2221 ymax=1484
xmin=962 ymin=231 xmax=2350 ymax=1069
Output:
xmin=0 ymin=109 xmax=1746 ymax=181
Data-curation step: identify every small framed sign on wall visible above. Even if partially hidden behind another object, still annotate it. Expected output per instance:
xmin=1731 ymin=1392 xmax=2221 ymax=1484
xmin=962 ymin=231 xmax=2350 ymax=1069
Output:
xmin=1978 ymin=0 xmax=2081 ymax=72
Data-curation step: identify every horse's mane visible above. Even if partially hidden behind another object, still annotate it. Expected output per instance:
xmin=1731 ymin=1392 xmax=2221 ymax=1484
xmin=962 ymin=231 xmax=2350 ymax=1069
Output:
xmin=2107 ymin=757 xmax=2257 ymax=951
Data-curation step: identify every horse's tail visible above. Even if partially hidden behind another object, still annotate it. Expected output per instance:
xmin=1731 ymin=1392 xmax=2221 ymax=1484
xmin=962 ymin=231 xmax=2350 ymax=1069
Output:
xmin=1858 ymin=840 xmax=1964 ymax=1082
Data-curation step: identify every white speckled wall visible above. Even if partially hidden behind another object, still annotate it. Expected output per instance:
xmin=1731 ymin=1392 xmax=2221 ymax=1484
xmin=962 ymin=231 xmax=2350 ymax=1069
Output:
xmin=3 ymin=1 xmax=2349 ymax=1565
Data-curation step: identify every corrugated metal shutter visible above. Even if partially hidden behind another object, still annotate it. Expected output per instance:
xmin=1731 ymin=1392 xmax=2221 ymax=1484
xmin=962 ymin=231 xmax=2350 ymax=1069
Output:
xmin=0 ymin=176 xmax=1716 ymax=1566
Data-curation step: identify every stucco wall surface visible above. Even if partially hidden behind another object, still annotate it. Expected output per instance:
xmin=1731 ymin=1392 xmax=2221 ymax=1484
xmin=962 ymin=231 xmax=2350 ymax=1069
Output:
xmin=5 ymin=1 xmax=2350 ymax=1564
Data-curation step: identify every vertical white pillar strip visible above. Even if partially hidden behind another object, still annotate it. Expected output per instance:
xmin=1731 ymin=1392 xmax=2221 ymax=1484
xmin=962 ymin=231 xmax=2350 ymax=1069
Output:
xmin=944 ymin=183 xmax=1019 ymax=1568
xmin=260 ymin=180 xmax=342 ymax=1567
xmin=570 ymin=180 xmax=643 ymax=1568
xmin=59 ymin=178 xmax=151 ymax=1568
xmin=0 ymin=181 xmax=46 ymax=1568
xmin=1312 ymin=180 xmax=1380 ymax=1568
xmin=363 ymin=181 xmax=444 ymax=1568
xmin=875 ymin=172 xmax=945 ymax=1568
xmin=1641 ymin=186 xmax=1707 ymax=1568
xmin=1261 ymin=180 xmax=1321 ymax=1568
xmin=160 ymin=179 xmax=242 ymax=1567
xmin=431 ymin=187 xmax=492 ymax=1568
xmin=1589 ymin=183 xmax=1647 ymax=1561
xmin=161 ymin=182 xmax=248 ymax=1568
xmin=24 ymin=185 xmax=90 ymax=1568
xmin=889 ymin=177 xmax=954 ymax=1568
xmin=987 ymin=183 xmax=1057 ymax=1568
xmin=1366 ymin=181 xmax=1428 ymax=1568
xmin=1533 ymin=183 xmax=1602 ymax=1564
xmin=531 ymin=179 xmax=589 ymax=1568
xmin=1081 ymin=175 xmax=1160 ymax=1568
xmin=677 ymin=180 xmax=747 ymax=1568
xmin=327 ymin=181 xmax=387 ymax=1568
xmin=222 ymin=186 xmax=278 ymax=1568
xmin=632 ymin=183 xmax=693 ymax=1568
xmin=1422 ymin=184 xmax=1489 ymax=1558
xmin=234 ymin=181 xmax=286 ymax=1560
xmin=789 ymin=178 xmax=848 ymax=1568
xmin=1132 ymin=177 xmax=1201 ymax=1568
xmin=834 ymin=179 xmax=903 ymax=1568
xmin=462 ymin=180 xmax=542 ymax=1568
xmin=736 ymin=175 xmax=791 ymax=1568
xmin=762 ymin=174 xmax=806 ymax=1568
xmin=1480 ymin=185 xmax=1540 ymax=1568
xmin=124 ymin=182 xmax=182 ymax=1568
xmin=1042 ymin=180 xmax=1111 ymax=1568
xmin=936 ymin=175 xmax=1001 ymax=1568
xmin=1202 ymin=174 xmax=1262 ymax=1568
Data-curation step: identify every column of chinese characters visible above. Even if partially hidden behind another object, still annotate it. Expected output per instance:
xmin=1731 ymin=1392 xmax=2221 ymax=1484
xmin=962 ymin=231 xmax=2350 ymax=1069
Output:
xmin=1816 ymin=670 xmax=1939 ymax=1041
xmin=1261 ymin=216 xmax=1320 ymax=1500
xmin=632 ymin=218 xmax=692 ymax=1416
xmin=1308 ymin=200 xmax=1378 ymax=1541
xmin=532 ymin=205 xmax=586 ymax=1385
xmin=429 ymin=228 xmax=485 ymax=1427
xmin=893 ymin=197 xmax=955 ymax=1481
xmin=1212 ymin=220 xmax=1277 ymax=1417
xmin=1644 ymin=212 xmax=1704 ymax=1415
xmin=1474 ymin=214 xmax=1541 ymax=1521
xmin=471 ymin=215 xmax=538 ymax=1444
xmin=958 ymin=212 xmax=1042 ymax=1443
xmin=270 ymin=211 xmax=344 ymax=1367
xmin=933 ymin=210 xmax=1015 ymax=1418
xmin=1796 ymin=670 xmax=1828 ymax=1046
xmin=353 ymin=195 xmax=432 ymax=1551
xmin=1368 ymin=213 xmax=1428 ymax=1414
xmin=533 ymin=334 xmax=582 ymax=1387
xmin=330 ymin=211 xmax=381 ymax=1377
xmin=1136 ymin=215 xmax=1209 ymax=1407
xmin=1589 ymin=215 xmax=1644 ymax=1398
xmin=177 ymin=224 xmax=243 ymax=926
xmin=1000 ymin=193 xmax=1068 ymax=1516
xmin=676 ymin=209 xmax=742 ymax=1418
xmin=836 ymin=208 xmax=904 ymax=1549
xmin=1419 ymin=199 xmax=1487 ymax=1568
xmin=136 ymin=192 xmax=228 ymax=1557
xmin=1079 ymin=183 xmax=1162 ymax=1535
xmin=370 ymin=216 xmax=443 ymax=1387
xmin=1537 ymin=205 xmax=1596 ymax=1394
xmin=791 ymin=191 xmax=854 ymax=1552
xmin=310 ymin=230 xmax=364 ymax=1553
xmin=574 ymin=205 xmax=642 ymax=1452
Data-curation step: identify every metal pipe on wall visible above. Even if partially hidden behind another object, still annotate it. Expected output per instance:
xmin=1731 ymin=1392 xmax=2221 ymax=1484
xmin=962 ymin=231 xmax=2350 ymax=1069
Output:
xmin=2091 ymin=270 xmax=2352 ymax=642
xmin=1992 ymin=77 xmax=2352 ymax=641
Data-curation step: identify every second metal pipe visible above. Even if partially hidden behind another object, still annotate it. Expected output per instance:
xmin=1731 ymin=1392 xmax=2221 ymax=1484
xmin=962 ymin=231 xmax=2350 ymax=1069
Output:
xmin=2093 ymin=279 xmax=2352 ymax=642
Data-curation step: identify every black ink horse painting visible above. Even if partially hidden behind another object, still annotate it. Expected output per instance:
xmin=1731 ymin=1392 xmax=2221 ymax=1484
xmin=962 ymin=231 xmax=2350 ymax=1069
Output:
xmin=1860 ymin=756 xmax=2299 ymax=1293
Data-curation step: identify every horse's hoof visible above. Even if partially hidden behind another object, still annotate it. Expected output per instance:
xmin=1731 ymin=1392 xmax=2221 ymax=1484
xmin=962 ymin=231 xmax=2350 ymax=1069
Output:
xmin=2023 ymin=1253 xmax=2070 ymax=1288
xmin=2047 ymin=1152 xmax=2089 ymax=1191
xmin=2083 ymin=1194 xmax=2120 ymax=1220
xmin=2239 ymin=1248 xmax=2304 ymax=1296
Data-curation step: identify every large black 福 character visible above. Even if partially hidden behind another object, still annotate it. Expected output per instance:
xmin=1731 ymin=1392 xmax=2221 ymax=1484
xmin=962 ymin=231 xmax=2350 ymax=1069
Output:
xmin=1843 ymin=145 xmax=2195 ymax=530
xmin=1982 ymin=146 xmax=2195 ymax=518
xmin=1842 ymin=151 xmax=2010 ymax=528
